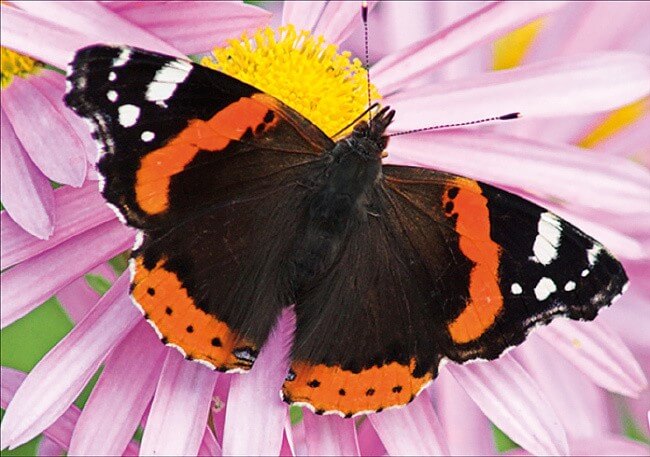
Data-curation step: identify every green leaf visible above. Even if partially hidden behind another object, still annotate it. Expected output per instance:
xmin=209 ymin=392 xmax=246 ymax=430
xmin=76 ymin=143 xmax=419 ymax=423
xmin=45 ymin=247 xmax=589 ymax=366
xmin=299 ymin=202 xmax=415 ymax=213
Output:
xmin=492 ymin=424 xmax=520 ymax=452
xmin=290 ymin=405 xmax=303 ymax=425
xmin=85 ymin=274 xmax=111 ymax=295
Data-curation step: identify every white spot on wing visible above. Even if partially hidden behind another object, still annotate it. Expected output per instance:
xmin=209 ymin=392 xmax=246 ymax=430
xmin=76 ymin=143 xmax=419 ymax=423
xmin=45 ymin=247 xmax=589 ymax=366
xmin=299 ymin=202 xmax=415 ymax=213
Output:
xmin=581 ymin=269 xmax=590 ymax=277
xmin=113 ymin=48 xmax=131 ymax=67
xmin=587 ymin=244 xmax=602 ymax=266
xmin=141 ymin=131 xmax=155 ymax=142
xmin=118 ymin=104 xmax=140 ymax=128
xmin=511 ymin=283 xmax=523 ymax=295
xmin=531 ymin=212 xmax=562 ymax=265
xmin=564 ymin=280 xmax=576 ymax=291
xmin=108 ymin=71 xmax=117 ymax=81
xmin=106 ymin=90 xmax=118 ymax=102
xmin=534 ymin=277 xmax=557 ymax=301
xmin=145 ymin=60 xmax=192 ymax=107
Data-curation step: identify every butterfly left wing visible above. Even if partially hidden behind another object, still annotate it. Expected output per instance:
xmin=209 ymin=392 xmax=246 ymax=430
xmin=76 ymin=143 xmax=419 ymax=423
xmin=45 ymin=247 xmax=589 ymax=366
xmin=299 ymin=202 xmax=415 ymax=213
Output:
xmin=282 ymin=165 xmax=627 ymax=416
xmin=65 ymin=45 xmax=336 ymax=372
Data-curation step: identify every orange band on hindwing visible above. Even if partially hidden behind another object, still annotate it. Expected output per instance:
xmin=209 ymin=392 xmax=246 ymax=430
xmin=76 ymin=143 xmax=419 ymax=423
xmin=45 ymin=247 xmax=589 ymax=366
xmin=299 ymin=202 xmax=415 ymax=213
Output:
xmin=282 ymin=360 xmax=433 ymax=417
xmin=131 ymin=256 xmax=257 ymax=371
xmin=135 ymin=94 xmax=279 ymax=214
xmin=444 ymin=179 xmax=503 ymax=343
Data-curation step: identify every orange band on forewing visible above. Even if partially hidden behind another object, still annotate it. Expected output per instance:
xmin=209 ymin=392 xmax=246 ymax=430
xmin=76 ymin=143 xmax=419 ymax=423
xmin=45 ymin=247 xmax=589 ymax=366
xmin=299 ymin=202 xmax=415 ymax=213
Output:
xmin=135 ymin=95 xmax=278 ymax=214
xmin=132 ymin=257 xmax=256 ymax=371
xmin=282 ymin=359 xmax=432 ymax=416
xmin=445 ymin=179 xmax=503 ymax=343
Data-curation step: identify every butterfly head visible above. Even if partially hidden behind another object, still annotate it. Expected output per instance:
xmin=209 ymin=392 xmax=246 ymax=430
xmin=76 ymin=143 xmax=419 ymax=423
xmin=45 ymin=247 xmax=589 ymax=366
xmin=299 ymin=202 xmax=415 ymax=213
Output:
xmin=349 ymin=106 xmax=395 ymax=159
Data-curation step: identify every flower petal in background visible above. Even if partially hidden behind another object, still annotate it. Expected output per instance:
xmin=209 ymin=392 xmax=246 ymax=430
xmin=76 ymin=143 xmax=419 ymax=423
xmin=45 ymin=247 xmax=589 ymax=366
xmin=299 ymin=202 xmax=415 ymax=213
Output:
xmin=139 ymin=350 xmax=217 ymax=456
xmin=0 ymin=108 xmax=54 ymax=239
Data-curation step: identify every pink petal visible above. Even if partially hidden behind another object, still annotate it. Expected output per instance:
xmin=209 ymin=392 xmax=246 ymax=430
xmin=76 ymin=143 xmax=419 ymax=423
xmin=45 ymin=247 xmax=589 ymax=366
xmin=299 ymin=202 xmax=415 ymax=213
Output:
xmin=105 ymin=1 xmax=271 ymax=54
xmin=14 ymin=1 xmax=182 ymax=58
xmin=0 ymin=273 xmax=139 ymax=448
xmin=537 ymin=319 xmax=647 ymax=397
xmin=387 ymin=53 xmax=650 ymax=130
xmin=568 ymin=435 xmax=650 ymax=456
xmin=1 ymin=75 xmax=86 ymax=186
xmin=0 ymin=5 xmax=91 ymax=68
xmin=37 ymin=437 xmax=64 ymax=457
xmin=430 ymin=368 xmax=495 ymax=455
xmin=1 ymin=182 xmax=114 ymax=270
xmin=515 ymin=335 xmax=614 ymax=438
xmin=448 ymin=354 xmax=569 ymax=456
xmin=68 ymin=320 xmax=166 ymax=456
xmin=0 ymin=219 xmax=134 ymax=329
xmin=356 ymin=420 xmax=387 ymax=456
xmin=298 ymin=411 xmax=360 ymax=456
xmin=282 ymin=1 xmax=378 ymax=45
xmin=210 ymin=375 xmax=231 ymax=448
xmin=373 ymin=1 xmax=568 ymax=94
xmin=222 ymin=311 xmax=294 ymax=456
xmin=0 ymin=108 xmax=54 ymax=240
xmin=140 ymin=350 xmax=218 ymax=456
xmin=0 ymin=367 xmax=140 ymax=455
xmin=600 ymin=279 xmax=650 ymax=353
xmin=368 ymin=389 xmax=449 ymax=456
xmin=198 ymin=426 xmax=221 ymax=457
xmin=386 ymin=131 xmax=650 ymax=217
xmin=56 ymin=263 xmax=117 ymax=323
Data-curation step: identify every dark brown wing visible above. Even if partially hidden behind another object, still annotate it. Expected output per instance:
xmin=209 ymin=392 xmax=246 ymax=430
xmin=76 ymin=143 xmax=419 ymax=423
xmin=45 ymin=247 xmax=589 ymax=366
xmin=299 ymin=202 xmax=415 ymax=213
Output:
xmin=65 ymin=45 xmax=335 ymax=372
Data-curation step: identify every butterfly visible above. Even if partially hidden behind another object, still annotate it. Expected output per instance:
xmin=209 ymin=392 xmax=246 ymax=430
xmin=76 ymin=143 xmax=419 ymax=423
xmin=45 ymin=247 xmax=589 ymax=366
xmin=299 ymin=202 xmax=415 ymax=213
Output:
xmin=64 ymin=45 xmax=627 ymax=418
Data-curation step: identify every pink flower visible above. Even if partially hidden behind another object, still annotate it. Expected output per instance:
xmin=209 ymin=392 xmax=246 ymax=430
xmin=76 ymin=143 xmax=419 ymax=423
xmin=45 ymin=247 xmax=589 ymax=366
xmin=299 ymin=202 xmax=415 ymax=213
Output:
xmin=2 ymin=1 xmax=649 ymax=456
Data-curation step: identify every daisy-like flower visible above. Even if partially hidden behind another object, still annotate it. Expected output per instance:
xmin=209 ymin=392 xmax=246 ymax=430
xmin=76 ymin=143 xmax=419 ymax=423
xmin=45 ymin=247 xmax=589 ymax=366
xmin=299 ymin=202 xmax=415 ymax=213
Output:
xmin=2 ymin=1 xmax=650 ymax=456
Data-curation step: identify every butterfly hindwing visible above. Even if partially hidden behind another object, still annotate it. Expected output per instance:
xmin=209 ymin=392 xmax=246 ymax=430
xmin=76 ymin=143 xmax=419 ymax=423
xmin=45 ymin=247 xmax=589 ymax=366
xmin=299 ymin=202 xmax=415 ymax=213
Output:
xmin=65 ymin=45 xmax=335 ymax=371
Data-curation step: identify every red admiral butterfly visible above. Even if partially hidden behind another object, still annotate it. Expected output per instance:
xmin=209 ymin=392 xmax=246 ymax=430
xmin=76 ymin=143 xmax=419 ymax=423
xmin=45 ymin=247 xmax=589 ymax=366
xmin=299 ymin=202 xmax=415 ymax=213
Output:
xmin=64 ymin=45 xmax=627 ymax=418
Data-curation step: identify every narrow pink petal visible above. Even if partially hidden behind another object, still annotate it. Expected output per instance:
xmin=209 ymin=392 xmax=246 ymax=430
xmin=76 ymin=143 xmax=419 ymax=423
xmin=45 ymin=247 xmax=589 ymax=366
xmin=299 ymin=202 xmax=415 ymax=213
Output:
xmin=368 ymin=389 xmax=449 ymax=456
xmin=105 ymin=1 xmax=271 ymax=54
xmin=386 ymin=131 xmax=650 ymax=217
xmin=0 ymin=367 xmax=25 ymax=409
xmin=1 ymin=76 xmax=86 ymax=186
xmin=37 ymin=437 xmax=63 ymax=457
xmin=373 ymin=1 xmax=568 ymax=94
xmin=140 ymin=350 xmax=218 ymax=456
xmin=56 ymin=263 xmax=117 ymax=323
xmin=568 ymin=435 xmax=650 ymax=456
xmin=0 ymin=5 xmax=91 ymax=68
xmin=430 ymin=368 xmax=495 ymax=455
xmin=0 ymin=273 xmax=139 ymax=448
xmin=282 ymin=1 xmax=377 ymax=45
xmin=356 ymin=419 xmax=387 ymax=456
xmin=37 ymin=71 xmax=97 ymax=164
xmin=69 ymin=320 xmax=166 ymax=456
xmin=515 ymin=335 xmax=613 ymax=438
xmin=0 ymin=108 xmax=54 ymax=239
xmin=600 ymin=279 xmax=650 ymax=353
xmin=448 ymin=354 xmax=569 ymax=456
xmin=0 ymin=219 xmax=134 ymax=329
xmin=211 ymin=375 xmax=231 ymax=448
xmin=15 ymin=1 xmax=182 ymax=58
xmin=300 ymin=411 xmax=360 ymax=456
xmin=1 ymin=182 xmax=114 ymax=270
xmin=387 ymin=53 xmax=650 ymax=130
xmin=279 ymin=432 xmax=293 ymax=457
xmin=222 ymin=311 xmax=294 ymax=456
xmin=198 ymin=426 xmax=221 ymax=457
xmin=537 ymin=319 xmax=647 ymax=397
xmin=285 ymin=416 xmax=307 ymax=456
xmin=313 ymin=1 xmax=378 ymax=46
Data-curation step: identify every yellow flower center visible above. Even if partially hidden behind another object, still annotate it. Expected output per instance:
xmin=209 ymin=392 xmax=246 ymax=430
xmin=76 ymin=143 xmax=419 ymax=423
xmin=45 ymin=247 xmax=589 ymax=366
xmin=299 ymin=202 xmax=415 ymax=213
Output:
xmin=1 ymin=47 xmax=42 ymax=89
xmin=201 ymin=25 xmax=380 ymax=138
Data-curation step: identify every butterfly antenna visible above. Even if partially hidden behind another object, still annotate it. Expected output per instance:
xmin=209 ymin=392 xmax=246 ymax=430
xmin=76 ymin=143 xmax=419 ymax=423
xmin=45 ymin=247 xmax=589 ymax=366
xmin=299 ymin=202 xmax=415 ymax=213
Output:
xmin=362 ymin=1 xmax=372 ymax=129
xmin=331 ymin=102 xmax=380 ymax=139
xmin=388 ymin=112 xmax=521 ymax=137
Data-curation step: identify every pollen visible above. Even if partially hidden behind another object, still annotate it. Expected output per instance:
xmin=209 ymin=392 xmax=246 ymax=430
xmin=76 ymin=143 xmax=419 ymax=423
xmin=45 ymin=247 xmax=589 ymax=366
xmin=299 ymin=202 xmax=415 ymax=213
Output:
xmin=1 ymin=47 xmax=42 ymax=89
xmin=201 ymin=25 xmax=380 ymax=138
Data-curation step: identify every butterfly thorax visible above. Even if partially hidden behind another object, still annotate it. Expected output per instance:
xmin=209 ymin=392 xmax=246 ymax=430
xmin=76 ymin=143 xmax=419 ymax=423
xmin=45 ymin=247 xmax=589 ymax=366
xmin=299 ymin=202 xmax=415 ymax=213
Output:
xmin=290 ymin=109 xmax=394 ymax=290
